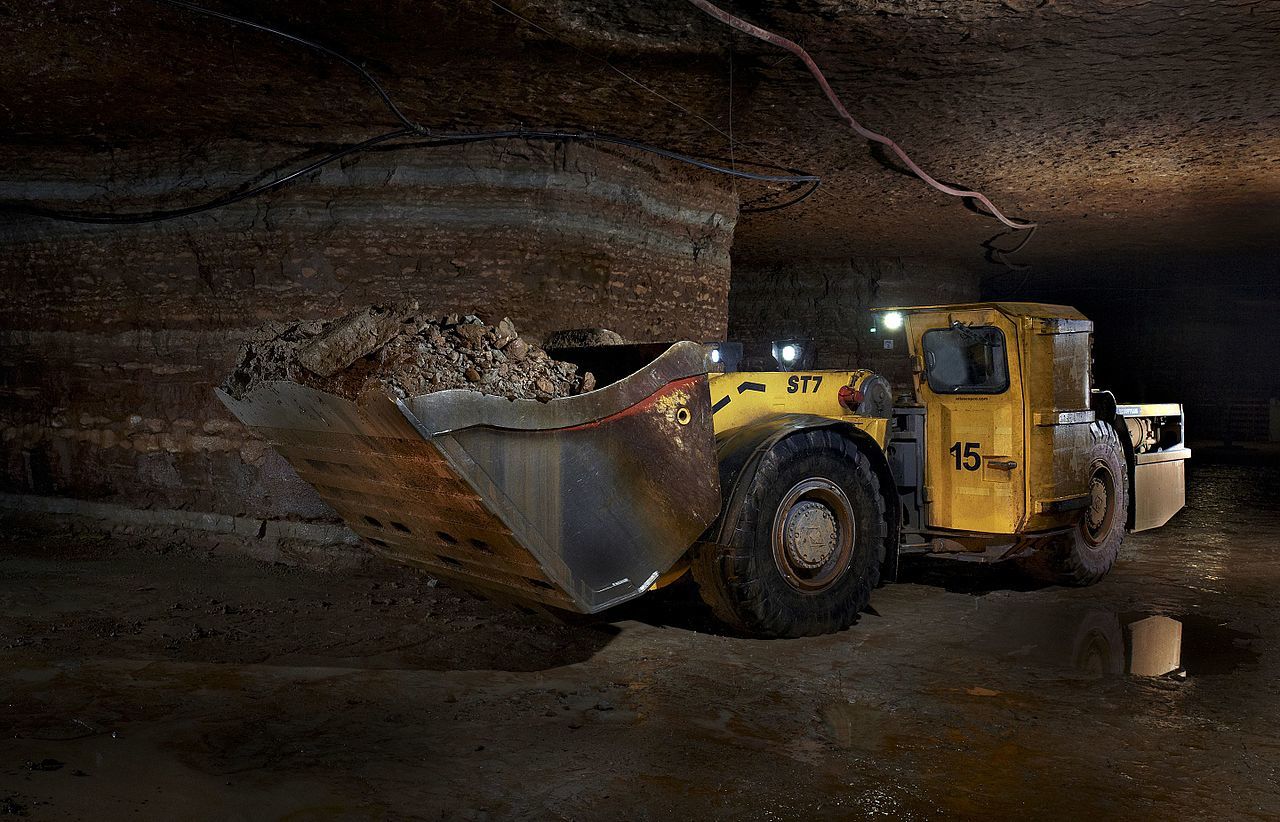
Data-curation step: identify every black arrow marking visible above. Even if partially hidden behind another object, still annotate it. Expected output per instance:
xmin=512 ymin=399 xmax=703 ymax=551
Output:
xmin=737 ymin=381 xmax=766 ymax=394
xmin=712 ymin=396 xmax=731 ymax=413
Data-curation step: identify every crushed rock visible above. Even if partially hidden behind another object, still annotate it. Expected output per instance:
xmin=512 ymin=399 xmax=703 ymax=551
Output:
xmin=223 ymin=302 xmax=595 ymax=403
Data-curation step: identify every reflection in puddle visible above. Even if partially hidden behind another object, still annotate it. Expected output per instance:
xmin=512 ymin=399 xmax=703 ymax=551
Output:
xmin=822 ymin=607 xmax=1261 ymax=755
xmin=978 ymin=605 xmax=1259 ymax=679
xmin=1126 ymin=615 xmax=1182 ymax=676
xmin=1051 ymin=611 xmax=1182 ymax=678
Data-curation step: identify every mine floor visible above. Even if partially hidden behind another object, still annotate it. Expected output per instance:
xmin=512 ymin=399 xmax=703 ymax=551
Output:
xmin=2 ymin=462 xmax=1277 ymax=820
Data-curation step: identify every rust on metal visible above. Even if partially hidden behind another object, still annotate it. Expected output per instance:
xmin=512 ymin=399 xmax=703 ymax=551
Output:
xmin=217 ymin=341 xmax=722 ymax=614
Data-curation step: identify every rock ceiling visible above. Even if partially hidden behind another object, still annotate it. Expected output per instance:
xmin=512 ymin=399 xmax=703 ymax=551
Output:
xmin=3 ymin=0 xmax=1276 ymax=272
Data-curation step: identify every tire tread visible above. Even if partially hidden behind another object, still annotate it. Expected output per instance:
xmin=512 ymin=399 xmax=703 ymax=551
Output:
xmin=693 ymin=430 xmax=890 ymax=637
xmin=1016 ymin=421 xmax=1129 ymax=586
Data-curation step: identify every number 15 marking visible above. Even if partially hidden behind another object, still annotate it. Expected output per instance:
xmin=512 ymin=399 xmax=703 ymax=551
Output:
xmin=949 ymin=441 xmax=981 ymax=471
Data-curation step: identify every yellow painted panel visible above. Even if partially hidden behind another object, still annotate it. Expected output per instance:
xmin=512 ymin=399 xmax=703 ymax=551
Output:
xmin=707 ymin=371 xmax=888 ymax=448
xmin=1021 ymin=313 xmax=1095 ymax=531
xmin=906 ymin=307 xmax=1026 ymax=534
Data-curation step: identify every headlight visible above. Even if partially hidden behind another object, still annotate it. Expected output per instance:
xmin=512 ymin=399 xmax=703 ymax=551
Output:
xmin=771 ymin=338 xmax=809 ymax=370
xmin=706 ymin=341 xmax=742 ymax=371
xmin=882 ymin=311 xmax=904 ymax=331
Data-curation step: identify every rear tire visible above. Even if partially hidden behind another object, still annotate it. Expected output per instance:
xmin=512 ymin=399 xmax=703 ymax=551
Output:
xmin=1016 ymin=421 xmax=1129 ymax=586
xmin=692 ymin=430 xmax=889 ymax=638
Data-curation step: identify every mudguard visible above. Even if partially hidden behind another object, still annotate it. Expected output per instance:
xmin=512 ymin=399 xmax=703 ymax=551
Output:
xmin=708 ymin=414 xmax=901 ymax=582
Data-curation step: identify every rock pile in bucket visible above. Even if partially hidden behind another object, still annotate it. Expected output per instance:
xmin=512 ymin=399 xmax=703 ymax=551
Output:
xmin=222 ymin=302 xmax=597 ymax=402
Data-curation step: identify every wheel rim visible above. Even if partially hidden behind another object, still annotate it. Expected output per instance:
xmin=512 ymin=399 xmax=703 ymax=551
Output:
xmin=1082 ymin=461 xmax=1117 ymax=546
xmin=771 ymin=478 xmax=855 ymax=593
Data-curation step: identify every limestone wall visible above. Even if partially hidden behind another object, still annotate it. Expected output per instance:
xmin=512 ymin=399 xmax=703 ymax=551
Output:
xmin=0 ymin=140 xmax=737 ymax=535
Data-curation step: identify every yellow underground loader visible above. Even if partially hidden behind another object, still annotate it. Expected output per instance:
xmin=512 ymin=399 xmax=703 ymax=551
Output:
xmin=218 ymin=302 xmax=1189 ymax=638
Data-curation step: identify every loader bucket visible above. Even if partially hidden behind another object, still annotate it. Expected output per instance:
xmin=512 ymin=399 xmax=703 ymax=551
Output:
xmin=215 ymin=341 xmax=721 ymax=614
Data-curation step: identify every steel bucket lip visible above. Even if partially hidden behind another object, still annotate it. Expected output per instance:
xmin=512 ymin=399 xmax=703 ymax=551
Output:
xmin=215 ymin=340 xmax=713 ymax=439
xmin=213 ymin=340 xmax=723 ymax=616
xmin=396 ymin=340 xmax=713 ymax=437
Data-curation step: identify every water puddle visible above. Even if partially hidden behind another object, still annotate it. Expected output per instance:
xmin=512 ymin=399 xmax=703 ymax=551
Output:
xmin=971 ymin=604 xmax=1260 ymax=679
xmin=821 ymin=606 xmax=1262 ymax=759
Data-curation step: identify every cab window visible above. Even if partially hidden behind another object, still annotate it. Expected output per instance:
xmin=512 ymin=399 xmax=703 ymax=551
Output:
xmin=923 ymin=325 xmax=1010 ymax=394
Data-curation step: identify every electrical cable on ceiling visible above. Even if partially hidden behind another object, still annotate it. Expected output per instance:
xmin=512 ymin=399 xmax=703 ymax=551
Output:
xmin=739 ymin=179 xmax=822 ymax=213
xmin=4 ymin=129 xmax=411 ymax=224
xmin=154 ymin=0 xmax=427 ymax=135
xmin=484 ymin=0 xmax=821 ymax=206
xmin=1 ymin=1 xmax=821 ymax=224
xmin=686 ymin=0 xmax=1037 ymax=232
xmin=1 ymin=129 xmax=818 ymax=224
xmin=416 ymin=130 xmax=817 ymax=184
xmin=486 ymin=1 xmax=734 ymax=151
xmin=984 ymin=224 xmax=1038 ymax=270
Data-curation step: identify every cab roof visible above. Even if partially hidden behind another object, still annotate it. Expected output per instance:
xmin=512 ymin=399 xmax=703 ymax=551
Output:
xmin=877 ymin=302 xmax=1088 ymax=321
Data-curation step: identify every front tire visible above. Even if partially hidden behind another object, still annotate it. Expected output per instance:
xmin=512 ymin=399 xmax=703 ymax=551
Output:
xmin=692 ymin=430 xmax=889 ymax=638
xmin=1017 ymin=421 xmax=1129 ymax=586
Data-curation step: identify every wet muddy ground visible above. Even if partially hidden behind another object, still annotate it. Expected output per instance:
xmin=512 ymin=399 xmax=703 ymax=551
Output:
xmin=2 ymin=462 xmax=1278 ymax=820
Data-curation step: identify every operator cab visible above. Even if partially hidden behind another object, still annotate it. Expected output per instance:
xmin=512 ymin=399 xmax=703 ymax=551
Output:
xmin=878 ymin=302 xmax=1187 ymax=560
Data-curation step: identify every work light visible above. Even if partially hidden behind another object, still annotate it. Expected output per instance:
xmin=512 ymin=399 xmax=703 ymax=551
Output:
xmin=771 ymin=339 xmax=811 ymax=371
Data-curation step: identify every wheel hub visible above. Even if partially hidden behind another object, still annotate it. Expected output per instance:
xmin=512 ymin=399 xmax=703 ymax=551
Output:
xmin=1082 ymin=462 xmax=1117 ymax=546
xmin=1087 ymin=478 xmax=1108 ymax=530
xmin=770 ymin=477 xmax=857 ymax=594
xmin=782 ymin=500 xmax=839 ymax=569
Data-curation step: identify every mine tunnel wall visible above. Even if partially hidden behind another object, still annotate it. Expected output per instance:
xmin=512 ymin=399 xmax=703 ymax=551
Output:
xmin=728 ymin=258 xmax=981 ymax=387
xmin=0 ymin=141 xmax=737 ymax=554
